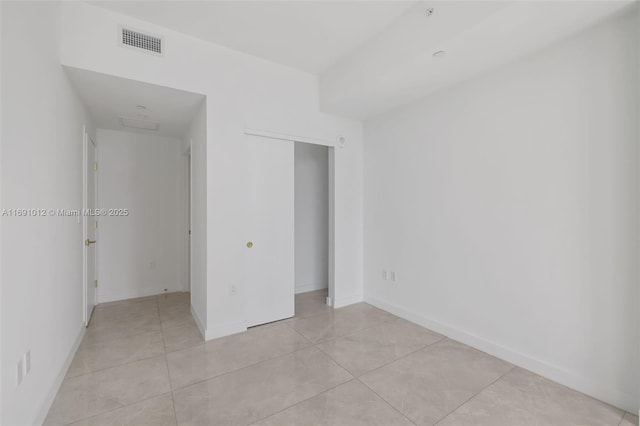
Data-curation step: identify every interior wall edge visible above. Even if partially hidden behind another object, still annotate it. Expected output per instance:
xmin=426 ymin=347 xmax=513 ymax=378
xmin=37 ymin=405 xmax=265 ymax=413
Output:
xmin=333 ymin=293 xmax=364 ymax=309
xmin=205 ymin=319 xmax=247 ymax=341
xmin=190 ymin=304 xmax=206 ymax=340
xmin=294 ymin=282 xmax=328 ymax=294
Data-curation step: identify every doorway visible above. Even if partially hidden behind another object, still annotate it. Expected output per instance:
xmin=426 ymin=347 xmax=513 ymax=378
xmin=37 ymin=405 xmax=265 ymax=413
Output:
xmin=66 ymin=66 xmax=205 ymax=312
xmin=184 ymin=144 xmax=192 ymax=293
xmin=241 ymin=135 xmax=336 ymax=328
xmin=294 ymin=142 xmax=330 ymax=317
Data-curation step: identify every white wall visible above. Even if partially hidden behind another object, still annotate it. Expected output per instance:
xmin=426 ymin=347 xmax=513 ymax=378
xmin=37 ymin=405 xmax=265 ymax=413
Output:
xmin=364 ymin=10 xmax=639 ymax=413
xmin=1 ymin=2 xmax=95 ymax=424
xmin=184 ymin=101 xmax=207 ymax=331
xmin=0 ymin=3 xmax=4 ymax=421
xmin=97 ymin=129 xmax=185 ymax=303
xmin=295 ymin=143 xmax=329 ymax=294
xmin=57 ymin=1 xmax=363 ymax=339
xmin=637 ymin=3 xmax=640 ymax=416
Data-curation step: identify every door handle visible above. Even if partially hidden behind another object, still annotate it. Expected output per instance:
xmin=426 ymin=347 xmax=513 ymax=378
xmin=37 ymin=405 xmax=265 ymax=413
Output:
xmin=85 ymin=239 xmax=96 ymax=246
xmin=246 ymin=241 xmax=253 ymax=248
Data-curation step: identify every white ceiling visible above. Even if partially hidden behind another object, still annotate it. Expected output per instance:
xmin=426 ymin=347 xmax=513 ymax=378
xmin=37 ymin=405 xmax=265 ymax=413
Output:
xmin=320 ymin=0 xmax=637 ymax=119
xmin=87 ymin=0 xmax=636 ymax=120
xmin=64 ymin=66 xmax=204 ymax=138
xmin=90 ymin=0 xmax=417 ymax=74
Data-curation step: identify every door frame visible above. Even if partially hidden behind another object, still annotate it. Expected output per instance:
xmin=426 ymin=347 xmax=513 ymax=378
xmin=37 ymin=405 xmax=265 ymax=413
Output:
xmin=82 ymin=126 xmax=98 ymax=325
xmin=183 ymin=142 xmax=192 ymax=293
xmin=244 ymin=128 xmax=337 ymax=307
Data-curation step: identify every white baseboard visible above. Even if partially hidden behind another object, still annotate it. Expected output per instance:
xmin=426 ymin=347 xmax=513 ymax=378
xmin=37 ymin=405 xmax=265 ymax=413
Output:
xmin=333 ymin=293 xmax=363 ymax=309
xmin=99 ymin=287 xmax=185 ymax=304
xmin=32 ymin=324 xmax=86 ymax=425
xmin=205 ymin=320 xmax=247 ymax=341
xmin=365 ymin=296 xmax=637 ymax=413
xmin=295 ymin=282 xmax=328 ymax=294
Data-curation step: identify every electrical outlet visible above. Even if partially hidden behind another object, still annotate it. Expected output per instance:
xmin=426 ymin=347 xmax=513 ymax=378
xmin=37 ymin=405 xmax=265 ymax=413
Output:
xmin=382 ymin=270 xmax=388 ymax=280
xmin=390 ymin=271 xmax=397 ymax=282
xmin=24 ymin=350 xmax=31 ymax=376
xmin=16 ymin=359 xmax=23 ymax=386
xmin=230 ymin=284 xmax=237 ymax=295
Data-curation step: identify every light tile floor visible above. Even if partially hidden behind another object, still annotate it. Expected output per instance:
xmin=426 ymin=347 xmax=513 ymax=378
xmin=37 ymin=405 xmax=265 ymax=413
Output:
xmin=45 ymin=290 xmax=638 ymax=426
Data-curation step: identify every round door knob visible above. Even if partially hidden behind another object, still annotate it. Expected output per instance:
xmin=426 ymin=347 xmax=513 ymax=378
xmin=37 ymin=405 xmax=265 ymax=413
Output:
xmin=246 ymin=241 xmax=253 ymax=248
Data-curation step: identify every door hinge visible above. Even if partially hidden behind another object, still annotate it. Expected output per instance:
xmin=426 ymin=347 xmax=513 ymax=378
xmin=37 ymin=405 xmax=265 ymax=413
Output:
xmin=94 ymin=280 xmax=98 ymax=288
xmin=93 ymin=162 xmax=98 ymax=171
xmin=94 ymin=220 xmax=98 ymax=229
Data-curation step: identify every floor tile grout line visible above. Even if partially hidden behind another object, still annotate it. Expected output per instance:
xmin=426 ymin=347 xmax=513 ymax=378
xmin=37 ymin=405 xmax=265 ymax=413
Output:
xmin=62 ymin=393 xmax=174 ymax=426
xmin=287 ymin=320 xmax=445 ymax=425
xmin=66 ymin=298 xmax=167 ymax=380
xmin=65 ymin=351 xmax=167 ymax=381
xmin=303 ymin=315 xmax=440 ymax=352
xmin=160 ymin=318 xmax=200 ymax=333
xmin=320 ymin=334 xmax=447 ymax=380
xmin=80 ymin=323 xmax=163 ymax=347
xmin=65 ymin=296 xmax=416 ymax=425
xmin=168 ymin=341 xmax=319 ymax=393
xmin=246 ymin=377 xmax=357 ymax=426
xmin=355 ymin=377 xmax=418 ymax=426
xmin=289 ymin=299 xmax=393 ymax=325
xmin=168 ymin=299 xmax=334 ymax=392
xmin=431 ymin=365 xmax=516 ymax=426
xmin=244 ymin=342 xmax=362 ymax=424
xmin=617 ymin=411 xmax=632 ymax=426
xmin=166 ymin=320 xmax=304 ymax=359
xmin=283 ymin=321 xmax=317 ymax=345
xmin=286 ymin=308 xmax=402 ymax=345
xmin=94 ymin=299 xmax=157 ymax=311
xmin=157 ymin=294 xmax=181 ymax=426
xmin=170 ymin=390 xmax=180 ymax=426
xmin=49 ymin=293 xmax=187 ymax=425
xmin=168 ymin=295 xmax=339 ymax=379
xmin=351 ymin=338 xmax=512 ymax=426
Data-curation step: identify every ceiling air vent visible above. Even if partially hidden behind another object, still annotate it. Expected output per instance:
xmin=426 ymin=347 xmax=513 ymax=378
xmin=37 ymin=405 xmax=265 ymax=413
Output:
xmin=120 ymin=26 xmax=163 ymax=56
xmin=119 ymin=116 xmax=160 ymax=131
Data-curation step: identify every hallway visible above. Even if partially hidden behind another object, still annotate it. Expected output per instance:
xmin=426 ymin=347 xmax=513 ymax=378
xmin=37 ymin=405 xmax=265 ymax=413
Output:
xmin=43 ymin=290 xmax=635 ymax=425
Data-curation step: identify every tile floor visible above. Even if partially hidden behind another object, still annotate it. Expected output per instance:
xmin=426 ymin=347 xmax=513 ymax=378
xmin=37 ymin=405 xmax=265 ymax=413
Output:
xmin=45 ymin=290 xmax=638 ymax=426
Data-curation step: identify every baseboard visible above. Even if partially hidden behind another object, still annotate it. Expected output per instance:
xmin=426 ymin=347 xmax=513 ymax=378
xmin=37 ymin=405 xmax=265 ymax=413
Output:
xmin=32 ymin=323 xmax=86 ymax=425
xmin=205 ymin=319 xmax=247 ymax=341
xmin=190 ymin=304 xmax=206 ymax=340
xmin=295 ymin=282 xmax=328 ymax=294
xmin=333 ymin=293 xmax=363 ymax=309
xmin=365 ymin=296 xmax=638 ymax=413
xmin=99 ymin=287 xmax=184 ymax=304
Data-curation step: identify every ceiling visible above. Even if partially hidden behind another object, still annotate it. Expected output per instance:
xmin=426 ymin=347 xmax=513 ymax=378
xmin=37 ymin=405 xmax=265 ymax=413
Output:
xmin=65 ymin=67 xmax=204 ymax=138
xmin=87 ymin=0 xmax=636 ymax=120
xmin=320 ymin=0 xmax=637 ymax=119
xmin=90 ymin=0 xmax=417 ymax=74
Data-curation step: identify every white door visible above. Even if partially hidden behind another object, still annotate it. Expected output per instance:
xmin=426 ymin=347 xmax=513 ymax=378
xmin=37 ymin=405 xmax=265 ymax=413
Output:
xmin=84 ymin=133 xmax=97 ymax=326
xmin=242 ymin=135 xmax=295 ymax=327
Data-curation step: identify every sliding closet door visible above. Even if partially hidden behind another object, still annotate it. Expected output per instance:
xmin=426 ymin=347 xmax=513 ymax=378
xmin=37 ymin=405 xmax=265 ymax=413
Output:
xmin=241 ymin=134 xmax=295 ymax=327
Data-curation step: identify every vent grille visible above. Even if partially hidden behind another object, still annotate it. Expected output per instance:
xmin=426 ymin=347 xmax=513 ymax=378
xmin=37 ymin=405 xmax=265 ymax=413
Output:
xmin=121 ymin=27 xmax=162 ymax=55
